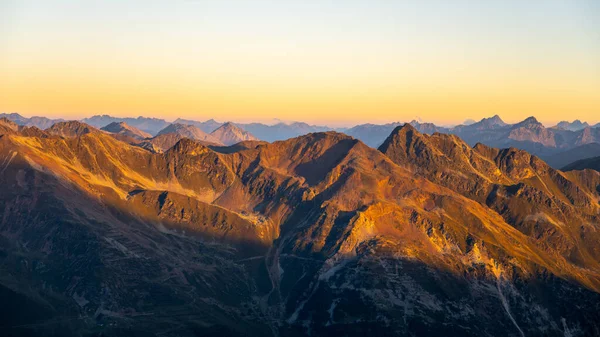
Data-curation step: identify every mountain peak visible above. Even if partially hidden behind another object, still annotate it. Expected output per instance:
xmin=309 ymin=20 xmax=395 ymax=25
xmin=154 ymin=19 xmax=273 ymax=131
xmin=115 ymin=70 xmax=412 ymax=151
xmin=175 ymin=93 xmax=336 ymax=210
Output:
xmin=104 ymin=121 xmax=129 ymax=129
xmin=514 ymin=116 xmax=542 ymax=128
xmin=210 ymin=122 xmax=258 ymax=146
xmin=394 ymin=122 xmax=418 ymax=133
xmin=168 ymin=137 xmax=210 ymax=155
xmin=1 ymin=112 xmax=25 ymax=119
xmin=378 ymin=123 xmax=423 ymax=156
xmin=101 ymin=121 xmax=152 ymax=140
xmin=156 ymin=123 xmax=223 ymax=145
xmin=457 ymin=115 xmax=507 ymax=131
xmin=46 ymin=121 xmax=98 ymax=137
xmin=521 ymin=116 xmax=539 ymax=124
xmin=554 ymin=119 xmax=590 ymax=131
xmin=482 ymin=114 xmax=505 ymax=125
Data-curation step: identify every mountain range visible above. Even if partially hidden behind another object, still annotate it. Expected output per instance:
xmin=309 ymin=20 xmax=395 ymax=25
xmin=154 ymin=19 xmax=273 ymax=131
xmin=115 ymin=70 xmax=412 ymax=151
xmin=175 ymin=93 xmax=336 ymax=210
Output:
xmin=1 ymin=116 xmax=600 ymax=336
xmin=4 ymin=112 xmax=600 ymax=168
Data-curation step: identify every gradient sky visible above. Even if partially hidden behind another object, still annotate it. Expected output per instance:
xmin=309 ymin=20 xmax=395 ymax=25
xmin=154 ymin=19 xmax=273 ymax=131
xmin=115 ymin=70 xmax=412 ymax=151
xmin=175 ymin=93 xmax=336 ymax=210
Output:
xmin=1 ymin=0 xmax=599 ymax=126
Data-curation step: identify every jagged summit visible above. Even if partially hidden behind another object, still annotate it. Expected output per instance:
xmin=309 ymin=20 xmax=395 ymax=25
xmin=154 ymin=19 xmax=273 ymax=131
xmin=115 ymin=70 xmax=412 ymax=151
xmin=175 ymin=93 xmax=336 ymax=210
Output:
xmin=515 ymin=116 xmax=541 ymax=127
xmin=156 ymin=123 xmax=223 ymax=145
xmin=45 ymin=120 xmax=98 ymax=137
xmin=101 ymin=121 xmax=130 ymax=131
xmin=210 ymin=122 xmax=259 ymax=146
xmin=476 ymin=114 xmax=506 ymax=127
xmin=101 ymin=121 xmax=152 ymax=140
xmin=167 ymin=137 xmax=210 ymax=154
xmin=554 ymin=119 xmax=590 ymax=131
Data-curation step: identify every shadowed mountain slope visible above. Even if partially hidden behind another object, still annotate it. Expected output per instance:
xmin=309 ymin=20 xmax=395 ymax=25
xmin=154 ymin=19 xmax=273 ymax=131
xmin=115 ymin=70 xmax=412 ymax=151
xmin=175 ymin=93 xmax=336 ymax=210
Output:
xmin=544 ymin=143 xmax=600 ymax=169
xmin=562 ymin=155 xmax=600 ymax=172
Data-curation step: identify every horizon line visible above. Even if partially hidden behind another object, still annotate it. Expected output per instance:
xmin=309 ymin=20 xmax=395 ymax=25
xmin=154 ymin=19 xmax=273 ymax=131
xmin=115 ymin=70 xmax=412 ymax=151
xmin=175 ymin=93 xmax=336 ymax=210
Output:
xmin=1 ymin=111 xmax=597 ymax=129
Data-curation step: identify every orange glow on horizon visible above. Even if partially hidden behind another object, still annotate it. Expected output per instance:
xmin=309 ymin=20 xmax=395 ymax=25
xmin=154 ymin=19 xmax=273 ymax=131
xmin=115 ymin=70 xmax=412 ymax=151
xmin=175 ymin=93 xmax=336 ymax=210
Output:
xmin=1 ymin=1 xmax=599 ymax=126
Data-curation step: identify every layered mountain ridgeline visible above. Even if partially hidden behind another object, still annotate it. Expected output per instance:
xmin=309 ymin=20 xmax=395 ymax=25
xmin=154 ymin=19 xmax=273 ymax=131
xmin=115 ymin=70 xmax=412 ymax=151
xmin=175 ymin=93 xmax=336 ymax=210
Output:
xmin=7 ymin=113 xmax=600 ymax=166
xmin=9 ymin=112 xmax=600 ymax=168
xmin=344 ymin=120 xmax=449 ymax=147
xmin=450 ymin=116 xmax=600 ymax=166
xmin=173 ymin=118 xmax=223 ymax=133
xmin=562 ymin=155 xmax=600 ymax=172
xmin=98 ymin=122 xmax=262 ymax=153
xmin=237 ymin=121 xmax=333 ymax=142
xmin=379 ymin=124 xmax=600 ymax=271
xmin=170 ymin=118 xmax=333 ymax=143
xmin=553 ymin=120 xmax=590 ymax=131
xmin=81 ymin=115 xmax=171 ymax=136
xmin=442 ymin=115 xmax=600 ymax=156
xmin=0 ymin=113 xmax=65 ymax=130
xmin=210 ymin=122 xmax=259 ymax=146
xmin=100 ymin=122 xmax=152 ymax=141
xmin=2 ymin=123 xmax=600 ymax=336
xmin=544 ymin=143 xmax=600 ymax=169
xmin=80 ymin=114 xmax=333 ymax=141
xmin=347 ymin=116 xmax=600 ymax=167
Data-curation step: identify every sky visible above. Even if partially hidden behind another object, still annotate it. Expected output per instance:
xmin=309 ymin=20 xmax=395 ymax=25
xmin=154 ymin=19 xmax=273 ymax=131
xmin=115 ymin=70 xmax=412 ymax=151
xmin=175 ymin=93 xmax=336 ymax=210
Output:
xmin=1 ymin=0 xmax=599 ymax=126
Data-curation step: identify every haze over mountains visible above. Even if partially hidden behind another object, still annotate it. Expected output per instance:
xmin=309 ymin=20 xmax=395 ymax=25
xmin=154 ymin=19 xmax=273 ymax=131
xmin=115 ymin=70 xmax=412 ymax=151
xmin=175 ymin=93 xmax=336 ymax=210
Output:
xmin=2 ymin=112 xmax=600 ymax=336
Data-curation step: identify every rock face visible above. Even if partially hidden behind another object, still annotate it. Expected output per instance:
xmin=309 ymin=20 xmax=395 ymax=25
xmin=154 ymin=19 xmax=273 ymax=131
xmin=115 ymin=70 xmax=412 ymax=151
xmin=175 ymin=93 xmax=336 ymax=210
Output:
xmin=210 ymin=122 xmax=259 ymax=146
xmin=1 ymin=126 xmax=600 ymax=336
xmin=100 ymin=121 xmax=152 ymax=140
xmin=85 ymin=115 xmax=334 ymax=142
xmin=345 ymin=122 xmax=450 ymax=147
